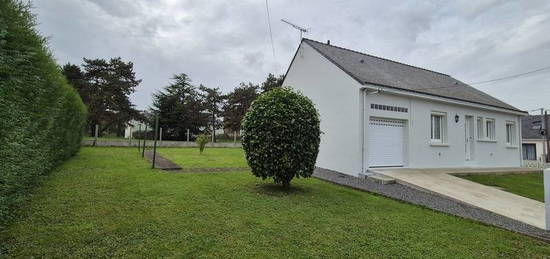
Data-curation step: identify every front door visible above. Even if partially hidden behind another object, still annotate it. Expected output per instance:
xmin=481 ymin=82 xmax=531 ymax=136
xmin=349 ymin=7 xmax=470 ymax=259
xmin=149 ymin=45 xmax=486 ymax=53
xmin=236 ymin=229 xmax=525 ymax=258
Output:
xmin=465 ymin=116 xmax=474 ymax=161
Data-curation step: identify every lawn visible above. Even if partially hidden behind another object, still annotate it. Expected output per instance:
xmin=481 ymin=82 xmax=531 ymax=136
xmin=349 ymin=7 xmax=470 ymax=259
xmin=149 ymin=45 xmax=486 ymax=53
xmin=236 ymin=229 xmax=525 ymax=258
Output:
xmin=1 ymin=148 xmax=549 ymax=258
xmin=460 ymin=173 xmax=544 ymax=202
xmin=158 ymin=147 xmax=248 ymax=168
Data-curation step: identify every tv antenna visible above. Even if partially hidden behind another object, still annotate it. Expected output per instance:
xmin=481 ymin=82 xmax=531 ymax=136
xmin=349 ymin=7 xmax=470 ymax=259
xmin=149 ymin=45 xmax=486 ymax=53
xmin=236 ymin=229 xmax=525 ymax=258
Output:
xmin=281 ymin=19 xmax=308 ymax=39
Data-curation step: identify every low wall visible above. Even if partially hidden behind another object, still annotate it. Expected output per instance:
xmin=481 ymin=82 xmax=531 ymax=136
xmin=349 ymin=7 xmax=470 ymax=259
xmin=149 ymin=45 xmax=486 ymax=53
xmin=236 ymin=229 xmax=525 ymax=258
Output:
xmin=82 ymin=139 xmax=242 ymax=148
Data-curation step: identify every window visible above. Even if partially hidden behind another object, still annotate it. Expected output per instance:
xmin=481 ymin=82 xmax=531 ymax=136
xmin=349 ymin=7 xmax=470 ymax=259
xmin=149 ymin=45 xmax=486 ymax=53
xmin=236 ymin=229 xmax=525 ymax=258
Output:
xmin=485 ymin=118 xmax=495 ymax=140
xmin=430 ymin=112 xmax=446 ymax=143
xmin=522 ymin=144 xmax=536 ymax=160
xmin=506 ymin=121 xmax=516 ymax=145
xmin=477 ymin=117 xmax=483 ymax=139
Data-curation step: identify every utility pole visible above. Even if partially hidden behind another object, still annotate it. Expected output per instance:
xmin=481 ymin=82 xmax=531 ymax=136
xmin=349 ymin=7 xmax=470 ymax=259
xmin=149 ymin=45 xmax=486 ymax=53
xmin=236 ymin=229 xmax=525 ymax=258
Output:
xmin=141 ymin=124 xmax=148 ymax=158
xmin=137 ymin=124 xmax=142 ymax=151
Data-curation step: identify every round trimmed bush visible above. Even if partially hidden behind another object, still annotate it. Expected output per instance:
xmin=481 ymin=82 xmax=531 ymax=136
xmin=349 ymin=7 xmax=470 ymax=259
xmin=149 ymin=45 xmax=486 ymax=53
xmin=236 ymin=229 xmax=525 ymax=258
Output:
xmin=242 ymin=87 xmax=320 ymax=187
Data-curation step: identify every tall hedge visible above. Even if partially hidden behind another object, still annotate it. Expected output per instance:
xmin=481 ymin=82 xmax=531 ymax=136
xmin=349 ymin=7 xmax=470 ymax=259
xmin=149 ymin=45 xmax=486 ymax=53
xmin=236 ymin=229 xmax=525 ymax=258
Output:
xmin=0 ymin=0 xmax=87 ymax=226
xmin=242 ymin=87 xmax=321 ymax=187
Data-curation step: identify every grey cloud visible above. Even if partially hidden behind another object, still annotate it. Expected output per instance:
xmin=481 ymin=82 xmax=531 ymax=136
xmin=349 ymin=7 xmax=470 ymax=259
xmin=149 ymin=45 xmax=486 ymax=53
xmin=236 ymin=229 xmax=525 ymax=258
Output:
xmin=33 ymin=0 xmax=550 ymax=112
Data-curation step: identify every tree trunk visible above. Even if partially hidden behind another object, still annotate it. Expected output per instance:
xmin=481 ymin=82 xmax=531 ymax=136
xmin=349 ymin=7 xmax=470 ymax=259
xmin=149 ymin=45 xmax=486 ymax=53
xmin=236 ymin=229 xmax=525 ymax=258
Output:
xmin=212 ymin=112 xmax=216 ymax=143
xmin=282 ymin=178 xmax=291 ymax=188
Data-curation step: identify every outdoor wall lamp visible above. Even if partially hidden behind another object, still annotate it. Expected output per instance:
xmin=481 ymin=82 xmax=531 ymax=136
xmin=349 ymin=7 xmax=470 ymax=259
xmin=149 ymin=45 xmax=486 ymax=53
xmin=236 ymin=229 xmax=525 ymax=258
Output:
xmin=455 ymin=114 xmax=460 ymax=123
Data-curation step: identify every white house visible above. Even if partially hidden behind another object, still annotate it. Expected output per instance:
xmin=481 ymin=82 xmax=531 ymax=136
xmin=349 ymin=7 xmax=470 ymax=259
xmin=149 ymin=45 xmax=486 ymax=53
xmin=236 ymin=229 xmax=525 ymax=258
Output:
xmin=124 ymin=120 xmax=148 ymax=138
xmin=283 ymin=39 xmax=527 ymax=177
xmin=521 ymin=115 xmax=547 ymax=162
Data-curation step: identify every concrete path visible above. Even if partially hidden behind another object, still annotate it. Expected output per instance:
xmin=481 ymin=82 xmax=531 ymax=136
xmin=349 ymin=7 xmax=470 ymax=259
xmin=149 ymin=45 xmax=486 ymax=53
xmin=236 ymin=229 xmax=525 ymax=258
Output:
xmin=371 ymin=168 xmax=545 ymax=229
xmin=143 ymin=150 xmax=182 ymax=170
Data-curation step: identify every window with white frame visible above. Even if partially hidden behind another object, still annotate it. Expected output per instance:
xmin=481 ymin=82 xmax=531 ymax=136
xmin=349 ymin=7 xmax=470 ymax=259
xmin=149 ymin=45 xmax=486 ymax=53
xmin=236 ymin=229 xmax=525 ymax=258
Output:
xmin=430 ymin=112 xmax=447 ymax=143
xmin=485 ymin=118 xmax=496 ymax=140
xmin=506 ymin=121 xmax=516 ymax=145
xmin=477 ymin=117 xmax=483 ymax=139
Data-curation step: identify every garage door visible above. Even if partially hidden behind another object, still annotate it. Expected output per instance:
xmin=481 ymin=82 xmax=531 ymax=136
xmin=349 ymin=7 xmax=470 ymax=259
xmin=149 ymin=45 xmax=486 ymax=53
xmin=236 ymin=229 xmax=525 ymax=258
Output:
xmin=367 ymin=118 xmax=405 ymax=167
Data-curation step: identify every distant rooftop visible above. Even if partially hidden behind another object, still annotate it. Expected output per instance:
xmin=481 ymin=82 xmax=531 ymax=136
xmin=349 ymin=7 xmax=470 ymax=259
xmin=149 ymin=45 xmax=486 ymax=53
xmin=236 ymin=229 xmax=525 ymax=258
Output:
xmin=522 ymin=115 xmax=545 ymax=139
xmin=303 ymin=38 xmax=523 ymax=113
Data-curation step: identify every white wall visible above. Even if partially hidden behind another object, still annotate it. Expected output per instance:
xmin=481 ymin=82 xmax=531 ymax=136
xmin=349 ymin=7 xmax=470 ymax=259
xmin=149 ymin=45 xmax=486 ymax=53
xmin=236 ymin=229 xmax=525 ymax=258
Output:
xmin=365 ymin=92 xmax=522 ymax=168
xmin=283 ymin=43 xmax=364 ymax=176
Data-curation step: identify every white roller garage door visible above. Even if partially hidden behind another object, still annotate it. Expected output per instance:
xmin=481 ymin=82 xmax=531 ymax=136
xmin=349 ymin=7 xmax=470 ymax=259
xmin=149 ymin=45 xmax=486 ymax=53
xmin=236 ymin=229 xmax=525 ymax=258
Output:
xmin=367 ymin=118 xmax=405 ymax=167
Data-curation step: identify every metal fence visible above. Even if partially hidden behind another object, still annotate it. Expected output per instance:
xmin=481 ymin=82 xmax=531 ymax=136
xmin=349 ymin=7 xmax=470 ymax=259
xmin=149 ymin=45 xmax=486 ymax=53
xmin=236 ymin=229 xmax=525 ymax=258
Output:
xmin=523 ymin=160 xmax=550 ymax=169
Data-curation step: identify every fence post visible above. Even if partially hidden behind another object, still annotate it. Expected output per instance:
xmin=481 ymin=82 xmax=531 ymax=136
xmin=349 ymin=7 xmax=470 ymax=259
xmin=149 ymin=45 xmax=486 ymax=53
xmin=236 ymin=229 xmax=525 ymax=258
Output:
xmin=128 ymin=125 xmax=132 ymax=146
xmin=152 ymin=114 xmax=159 ymax=169
xmin=141 ymin=124 xmax=148 ymax=158
xmin=93 ymin=124 xmax=99 ymax=147
xmin=234 ymin=131 xmax=237 ymax=146
xmin=159 ymin=127 xmax=163 ymax=145
xmin=545 ymin=168 xmax=550 ymax=230
xmin=187 ymin=128 xmax=190 ymax=142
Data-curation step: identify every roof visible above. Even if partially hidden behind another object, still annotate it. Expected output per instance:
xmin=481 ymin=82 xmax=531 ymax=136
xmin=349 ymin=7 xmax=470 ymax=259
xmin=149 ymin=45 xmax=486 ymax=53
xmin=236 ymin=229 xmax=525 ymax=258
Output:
xmin=302 ymin=38 xmax=524 ymax=113
xmin=522 ymin=115 xmax=546 ymax=139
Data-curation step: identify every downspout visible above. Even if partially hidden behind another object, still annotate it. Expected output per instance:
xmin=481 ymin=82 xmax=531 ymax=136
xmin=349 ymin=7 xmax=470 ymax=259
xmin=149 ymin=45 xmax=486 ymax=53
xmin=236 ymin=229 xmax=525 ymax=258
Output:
xmin=360 ymin=87 xmax=381 ymax=175
xmin=360 ymin=87 xmax=367 ymax=175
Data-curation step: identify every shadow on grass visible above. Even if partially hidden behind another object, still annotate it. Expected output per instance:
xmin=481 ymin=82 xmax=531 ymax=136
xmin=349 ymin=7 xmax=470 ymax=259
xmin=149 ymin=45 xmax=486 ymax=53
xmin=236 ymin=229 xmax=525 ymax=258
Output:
xmin=249 ymin=182 xmax=311 ymax=197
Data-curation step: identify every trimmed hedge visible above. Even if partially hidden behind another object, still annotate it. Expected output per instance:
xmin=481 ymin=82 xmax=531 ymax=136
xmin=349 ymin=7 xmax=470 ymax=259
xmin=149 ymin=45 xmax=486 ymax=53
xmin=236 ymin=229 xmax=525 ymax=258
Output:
xmin=242 ymin=87 xmax=321 ymax=187
xmin=0 ymin=1 xmax=87 ymax=226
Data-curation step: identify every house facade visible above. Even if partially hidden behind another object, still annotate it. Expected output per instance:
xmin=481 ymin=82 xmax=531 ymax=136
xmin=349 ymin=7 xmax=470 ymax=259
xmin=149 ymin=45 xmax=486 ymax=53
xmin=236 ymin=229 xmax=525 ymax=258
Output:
xmin=283 ymin=39 xmax=526 ymax=177
xmin=521 ymin=115 xmax=548 ymax=162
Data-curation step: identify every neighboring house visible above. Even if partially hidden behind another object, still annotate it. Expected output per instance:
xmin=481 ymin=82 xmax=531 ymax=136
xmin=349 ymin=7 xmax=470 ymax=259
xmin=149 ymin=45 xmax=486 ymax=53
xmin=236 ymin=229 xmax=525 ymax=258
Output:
xmin=283 ymin=39 xmax=527 ymax=177
xmin=521 ymin=115 xmax=548 ymax=161
xmin=124 ymin=120 xmax=148 ymax=138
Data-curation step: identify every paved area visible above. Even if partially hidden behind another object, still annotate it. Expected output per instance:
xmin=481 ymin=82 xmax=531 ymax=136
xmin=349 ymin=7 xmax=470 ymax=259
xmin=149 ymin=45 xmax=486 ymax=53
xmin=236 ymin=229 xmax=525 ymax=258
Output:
xmin=371 ymin=167 xmax=545 ymax=229
xmin=314 ymin=167 xmax=550 ymax=241
xmin=143 ymin=150 xmax=182 ymax=170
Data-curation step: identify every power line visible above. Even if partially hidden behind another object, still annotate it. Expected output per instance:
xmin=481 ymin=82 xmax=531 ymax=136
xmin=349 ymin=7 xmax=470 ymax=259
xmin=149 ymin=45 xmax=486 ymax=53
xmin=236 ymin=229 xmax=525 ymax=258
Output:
xmin=414 ymin=64 xmax=550 ymax=91
xmin=264 ymin=0 xmax=277 ymax=71
xmin=468 ymin=65 xmax=550 ymax=85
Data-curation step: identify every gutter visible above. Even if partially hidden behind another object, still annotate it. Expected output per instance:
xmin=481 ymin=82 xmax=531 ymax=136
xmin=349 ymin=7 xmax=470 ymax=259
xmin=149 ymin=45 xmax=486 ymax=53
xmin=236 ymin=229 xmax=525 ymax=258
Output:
xmin=363 ymin=84 xmax=528 ymax=116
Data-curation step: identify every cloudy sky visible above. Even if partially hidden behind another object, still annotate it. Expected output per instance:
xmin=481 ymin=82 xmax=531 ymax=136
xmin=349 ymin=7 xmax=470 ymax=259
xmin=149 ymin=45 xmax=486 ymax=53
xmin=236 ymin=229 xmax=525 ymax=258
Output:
xmin=34 ymin=0 xmax=550 ymax=112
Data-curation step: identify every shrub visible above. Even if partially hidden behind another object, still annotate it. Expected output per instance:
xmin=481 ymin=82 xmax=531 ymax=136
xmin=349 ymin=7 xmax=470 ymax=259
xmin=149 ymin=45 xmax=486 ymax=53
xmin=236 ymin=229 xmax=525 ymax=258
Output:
xmin=242 ymin=87 xmax=320 ymax=187
xmin=0 ymin=1 xmax=87 ymax=227
xmin=195 ymin=134 xmax=209 ymax=154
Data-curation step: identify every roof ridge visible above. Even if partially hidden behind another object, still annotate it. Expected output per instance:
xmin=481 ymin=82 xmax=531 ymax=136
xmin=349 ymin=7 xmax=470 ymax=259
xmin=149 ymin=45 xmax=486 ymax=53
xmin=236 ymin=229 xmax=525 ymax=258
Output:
xmin=302 ymin=38 xmax=450 ymax=77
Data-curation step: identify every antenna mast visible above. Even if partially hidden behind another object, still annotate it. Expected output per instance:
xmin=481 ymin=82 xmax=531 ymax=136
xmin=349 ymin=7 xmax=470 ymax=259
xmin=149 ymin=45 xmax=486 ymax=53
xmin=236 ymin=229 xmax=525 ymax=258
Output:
xmin=281 ymin=19 xmax=308 ymax=39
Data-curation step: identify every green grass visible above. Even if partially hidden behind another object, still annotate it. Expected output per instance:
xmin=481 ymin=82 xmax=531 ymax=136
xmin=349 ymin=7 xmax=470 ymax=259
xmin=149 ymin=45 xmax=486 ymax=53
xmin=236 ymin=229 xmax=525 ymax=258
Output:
xmin=1 ymin=148 xmax=549 ymax=258
xmin=460 ymin=173 xmax=544 ymax=202
xmin=158 ymin=147 xmax=248 ymax=168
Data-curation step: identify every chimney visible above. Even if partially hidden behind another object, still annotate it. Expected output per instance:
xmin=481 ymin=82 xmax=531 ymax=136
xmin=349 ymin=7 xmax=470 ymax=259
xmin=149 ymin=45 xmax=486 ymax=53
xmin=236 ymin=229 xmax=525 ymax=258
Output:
xmin=327 ymin=40 xmax=330 ymax=45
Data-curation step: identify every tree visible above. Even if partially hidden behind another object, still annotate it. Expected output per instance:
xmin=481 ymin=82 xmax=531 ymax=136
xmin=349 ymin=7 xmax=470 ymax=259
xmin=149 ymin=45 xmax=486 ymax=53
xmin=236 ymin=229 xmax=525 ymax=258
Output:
xmin=62 ymin=63 xmax=88 ymax=102
xmin=241 ymin=87 xmax=321 ymax=188
xmin=151 ymin=73 xmax=207 ymax=140
xmin=260 ymin=73 xmax=284 ymax=93
xmin=62 ymin=58 xmax=141 ymax=136
xmin=198 ymin=85 xmax=225 ymax=142
xmin=223 ymin=82 xmax=259 ymax=134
